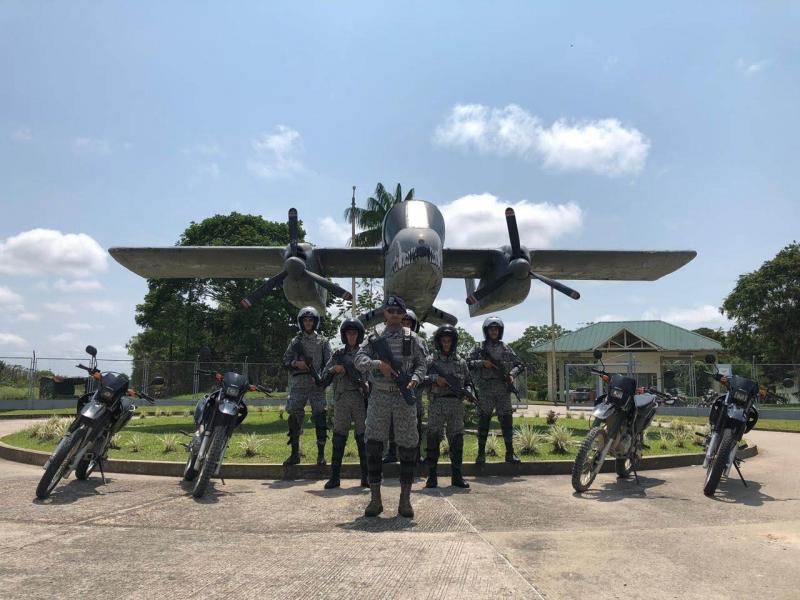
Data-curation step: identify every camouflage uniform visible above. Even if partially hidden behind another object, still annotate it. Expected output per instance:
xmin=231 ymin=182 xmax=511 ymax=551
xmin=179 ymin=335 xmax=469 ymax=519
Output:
xmin=282 ymin=331 xmax=332 ymax=465
xmin=467 ymin=340 xmax=524 ymax=463
xmin=355 ymin=322 xmax=427 ymax=517
xmin=321 ymin=345 xmax=369 ymax=488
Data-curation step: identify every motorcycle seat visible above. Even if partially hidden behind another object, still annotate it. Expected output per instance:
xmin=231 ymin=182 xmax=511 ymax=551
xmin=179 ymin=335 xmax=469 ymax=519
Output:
xmin=634 ymin=394 xmax=657 ymax=409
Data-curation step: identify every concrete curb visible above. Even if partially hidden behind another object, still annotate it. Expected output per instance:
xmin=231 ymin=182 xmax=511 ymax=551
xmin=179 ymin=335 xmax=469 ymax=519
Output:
xmin=0 ymin=439 xmax=758 ymax=480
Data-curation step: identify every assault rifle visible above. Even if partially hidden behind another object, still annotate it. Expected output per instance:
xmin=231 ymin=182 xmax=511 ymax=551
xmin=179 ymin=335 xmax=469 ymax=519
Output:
xmin=290 ymin=338 xmax=323 ymax=386
xmin=370 ymin=336 xmax=417 ymax=406
xmin=322 ymin=348 xmax=370 ymax=401
xmin=481 ymin=344 xmax=521 ymax=402
xmin=428 ymin=362 xmax=478 ymax=405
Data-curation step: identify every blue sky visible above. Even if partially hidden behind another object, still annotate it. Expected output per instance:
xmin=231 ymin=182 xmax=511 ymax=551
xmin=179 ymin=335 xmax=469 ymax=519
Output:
xmin=1 ymin=2 xmax=799 ymax=359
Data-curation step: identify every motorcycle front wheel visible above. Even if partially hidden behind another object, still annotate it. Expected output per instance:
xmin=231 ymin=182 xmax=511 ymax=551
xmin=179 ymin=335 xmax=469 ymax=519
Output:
xmin=703 ymin=428 xmax=736 ymax=497
xmin=35 ymin=426 xmax=86 ymax=500
xmin=572 ymin=425 xmax=606 ymax=492
xmin=192 ymin=426 xmax=227 ymax=499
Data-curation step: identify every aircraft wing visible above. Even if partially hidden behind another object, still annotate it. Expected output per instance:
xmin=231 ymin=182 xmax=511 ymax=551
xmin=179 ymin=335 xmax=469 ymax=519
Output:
xmin=442 ymin=249 xmax=506 ymax=278
xmin=312 ymin=248 xmax=384 ymax=278
xmin=529 ymin=250 xmax=697 ymax=280
xmin=108 ymin=247 xmax=286 ymax=278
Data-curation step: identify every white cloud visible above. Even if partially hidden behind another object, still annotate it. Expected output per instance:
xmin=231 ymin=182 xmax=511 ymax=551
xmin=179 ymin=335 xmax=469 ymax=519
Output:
xmin=594 ymin=314 xmax=628 ymax=322
xmin=88 ymin=300 xmax=116 ymax=314
xmin=314 ymin=216 xmax=353 ymax=246
xmin=11 ymin=127 xmax=33 ymax=142
xmin=641 ymin=305 xmax=731 ymax=329
xmin=13 ymin=312 xmax=40 ymax=322
xmin=0 ymin=333 xmax=27 ymax=348
xmin=737 ymin=58 xmax=770 ymax=75
xmin=247 ymin=126 xmax=304 ymax=178
xmin=192 ymin=162 xmax=221 ymax=183
xmin=49 ymin=332 xmax=76 ymax=343
xmin=106 ymin=344 xmax=131 ymax=356
xmin=53 ymin=279 xmax=104 ymax=293
xmin=42 ymin=302 xmax=76 ymax=314
xmin=0 ymin=286 xmax=24 ymax=311
xmin=433 ymin=104 xmax=649 ymax=176
xmin=65 ymin=322 xmax=94 ymax=331
xmin=182 ymin=143 xmax=224 ymax=157
xmin=73 ymin=137 xmax=111 ymax=155
xmin=438 ymin=193 xmax=582 ymax=248
xmin=0 ymin=229 xmax=107 ymax=277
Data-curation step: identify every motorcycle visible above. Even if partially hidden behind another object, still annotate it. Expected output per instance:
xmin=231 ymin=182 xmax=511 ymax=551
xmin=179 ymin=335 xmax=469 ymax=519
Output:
xmin=701 ymin=354 xmax=793 ymax=497
xmin=183 ymin=355 xmax=270 ymax=498
xmin=571 ymin=350 xmax=662 ymax=493
xmin=36 ymin=345 xmax=163 ymax=500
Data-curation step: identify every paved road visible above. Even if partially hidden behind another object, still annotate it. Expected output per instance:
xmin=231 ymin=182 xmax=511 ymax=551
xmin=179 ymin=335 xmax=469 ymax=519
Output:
xmin=0 ymin=422 xmax=798 ymax=599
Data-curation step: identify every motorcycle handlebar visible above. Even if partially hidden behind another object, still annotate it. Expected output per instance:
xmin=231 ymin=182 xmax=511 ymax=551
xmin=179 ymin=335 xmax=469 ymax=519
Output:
xmin=137 ymin=390 xmax=156 ymax=405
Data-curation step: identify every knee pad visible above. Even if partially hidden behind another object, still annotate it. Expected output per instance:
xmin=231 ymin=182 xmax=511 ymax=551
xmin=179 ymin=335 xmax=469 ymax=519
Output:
xmin=332 ymin=432 xmax=347 ymax=451
xmin=478 ymin=413 xmax=491 ymax=431
xmin=366 ymin=439 xmax=384 ymax=459
xmin=313 ymin=410 xmax=327 ymax=429
xmin=397 ymin=445 xmax=417 ymax=464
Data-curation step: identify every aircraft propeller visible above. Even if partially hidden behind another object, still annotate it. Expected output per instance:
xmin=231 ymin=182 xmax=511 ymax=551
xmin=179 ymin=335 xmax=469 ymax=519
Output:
xmin=466 ymin=207 xmax=581 ymax=305
xmin=241 ymin=208 xmax=353 ymax=309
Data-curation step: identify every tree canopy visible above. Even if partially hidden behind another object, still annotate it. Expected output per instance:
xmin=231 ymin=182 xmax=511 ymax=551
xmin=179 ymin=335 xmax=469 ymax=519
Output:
xmin=722 ymin=242 xmax=800 ymax=364
xmin=344 ymin=182 xmax=413 ymax=247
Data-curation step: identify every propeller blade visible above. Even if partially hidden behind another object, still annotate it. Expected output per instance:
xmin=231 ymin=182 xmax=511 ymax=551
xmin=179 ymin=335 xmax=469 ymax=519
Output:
xmin=529 ymin=271 xmax=581 ymax=300
xmin=466 ymin=272 xmax=514 ymax=305
xmin=288 ymin=208 xmax=299 ymax=254
xmin=240 ymin=271 xmax=288 ymax=309
xmin=305 ymin=270 xmax=353 ymax=301
xmin=505 ymin=207 xmax=522 ymax=258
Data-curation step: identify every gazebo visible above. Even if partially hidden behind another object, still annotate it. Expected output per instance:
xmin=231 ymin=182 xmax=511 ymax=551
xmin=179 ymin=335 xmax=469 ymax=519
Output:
xmin=529 ymin=320 xmax=723 ymax=403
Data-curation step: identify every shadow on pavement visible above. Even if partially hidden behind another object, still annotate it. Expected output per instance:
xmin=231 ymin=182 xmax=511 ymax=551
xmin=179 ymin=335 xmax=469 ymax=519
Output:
xmin=32 ymin=477 xmax=128 ymax=505
xmin=306 ymin=486 xmax=370 ymax=498
xmin=711 ymin=479 xmax=800 ymax=506
xmin=573 ymin=475 xmax=667 ymax=502
xmin=337 ymin=515 xmax=417 ymax=533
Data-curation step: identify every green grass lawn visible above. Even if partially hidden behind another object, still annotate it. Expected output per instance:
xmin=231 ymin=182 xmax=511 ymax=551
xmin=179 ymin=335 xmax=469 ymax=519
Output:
xmin=2 ymin=411 xmax=709 ymax=464
xmin=654 ymin=415 xmax=800 ymax=433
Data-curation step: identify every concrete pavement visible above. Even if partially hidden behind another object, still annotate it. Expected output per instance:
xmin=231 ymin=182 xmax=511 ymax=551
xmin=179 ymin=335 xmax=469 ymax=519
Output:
xmin=0 ymin=422 xmax=798 ymax=599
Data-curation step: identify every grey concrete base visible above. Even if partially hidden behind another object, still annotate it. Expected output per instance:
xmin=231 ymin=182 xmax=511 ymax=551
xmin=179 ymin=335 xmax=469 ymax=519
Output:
xmin=0 ymin=439 xmax=758 ymax=479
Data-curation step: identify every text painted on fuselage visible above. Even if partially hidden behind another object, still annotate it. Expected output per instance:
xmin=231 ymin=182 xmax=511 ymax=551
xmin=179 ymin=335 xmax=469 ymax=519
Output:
xmin=391 ymin=248 xmax=442 ymax=274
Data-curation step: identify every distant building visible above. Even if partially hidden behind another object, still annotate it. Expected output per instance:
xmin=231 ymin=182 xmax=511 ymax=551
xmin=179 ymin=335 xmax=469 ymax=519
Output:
xmin=529 ymin=320 xmax=723 ymax=403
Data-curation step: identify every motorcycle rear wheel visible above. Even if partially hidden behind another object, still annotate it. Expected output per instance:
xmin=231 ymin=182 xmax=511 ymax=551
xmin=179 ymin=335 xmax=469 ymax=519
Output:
xmin=703 ymin=428 xmax=736 ymax=497
xmin=572 ymin=425 xmax=605 ymax=492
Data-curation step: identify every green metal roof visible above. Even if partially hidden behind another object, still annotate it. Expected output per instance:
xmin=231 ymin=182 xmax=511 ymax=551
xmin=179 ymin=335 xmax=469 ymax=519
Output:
xmin=529 ymin=320 xmax=723 ymax=353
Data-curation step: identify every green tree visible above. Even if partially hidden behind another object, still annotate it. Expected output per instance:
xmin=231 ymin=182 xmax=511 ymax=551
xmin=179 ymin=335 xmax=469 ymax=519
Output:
xmin=127 ymin=212 xmax=307 ymax=364
xmin=455 ymin=326 xmax=476 ymax=355
xmin=722 ymin=242 xmax=800 ymax=364
xmin=509 ymin=324 xmax=571 ymax=363
xmin=692 ymin=327 xmax=727 ymax=345
xmin=344 ymin=183 xmax=414 ymax=247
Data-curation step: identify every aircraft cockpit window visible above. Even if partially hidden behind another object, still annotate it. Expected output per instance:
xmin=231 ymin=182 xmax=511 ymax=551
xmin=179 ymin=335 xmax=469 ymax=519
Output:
xmin=383 ymin=201 xmax=445 ymax=247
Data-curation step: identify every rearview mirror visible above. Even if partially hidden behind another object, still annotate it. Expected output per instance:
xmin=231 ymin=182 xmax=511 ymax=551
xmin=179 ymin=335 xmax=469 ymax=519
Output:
xmin=704 ymin=354 xmax=716 ymax=365
xmin=150 ymin=376 xmax=165 ymax=386
xmin=85 ymin=345 xmax=97 ymax=357
xmin=198 ymin=346 xmax=213 ymax=362
xmin=783 ymin=378 xmax=795 ymax=389
xmin=592 ymin=349 xmax=602 ymax=360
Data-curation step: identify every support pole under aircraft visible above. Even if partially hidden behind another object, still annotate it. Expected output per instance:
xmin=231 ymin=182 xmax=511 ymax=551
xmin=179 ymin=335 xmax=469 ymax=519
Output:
xmin=351 ymin=186 xmax=357 ymax=316
xmin=549 ymin=286 xmax=557 ymax=404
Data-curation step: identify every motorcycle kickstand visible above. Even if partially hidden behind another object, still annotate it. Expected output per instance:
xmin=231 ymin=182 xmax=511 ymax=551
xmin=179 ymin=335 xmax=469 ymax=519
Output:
xmin=733 ymin=459 xmax=748 ymax=488
xmin=98 ymin=456 xmax=107 ymax=485
xmin=632 ymin=465 xmax=640 ymax=486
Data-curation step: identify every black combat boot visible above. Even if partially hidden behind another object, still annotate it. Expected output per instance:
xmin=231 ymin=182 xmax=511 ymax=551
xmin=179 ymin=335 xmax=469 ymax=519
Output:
xmin=449 ymin=434 xmax=469 ymax=488
xmin=398 ymin=446 xmax=416 ymax=518
xmin=425 ymin=431 xmax=440 ymax=489
xmin=355 ymin=432 xmax=369 ymax=487
xmin=325 ymin=433 xmax=346 ymax=489
xmin=364 ymin=440 xmax=384 ymax=517
xmin=314 ymin=411 xmax=328 ymax=466
xmin=475 ymin=413 xmax=490 ymax=465
xmin=501 ymin=414 xmax=521 ymax=464
xmin=283 ymin=414 xmax=301 ymax=466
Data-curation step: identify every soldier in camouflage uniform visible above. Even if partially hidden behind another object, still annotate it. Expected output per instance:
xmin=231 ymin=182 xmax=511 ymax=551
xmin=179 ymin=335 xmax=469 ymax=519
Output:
xmin=423 ymin=325 xmax=473 ymax=489
xmin=383 ymin=309 xmax=426 ymax=465
xmin=282 ymin=306 xmax=332 ymax=466
xmin=354 ymin=296 xmax=427 ymax=518
xmin=321 ymin=318 xmax=369 ymax=489
xmin=467 ymin=316 xmax=525 ymax=464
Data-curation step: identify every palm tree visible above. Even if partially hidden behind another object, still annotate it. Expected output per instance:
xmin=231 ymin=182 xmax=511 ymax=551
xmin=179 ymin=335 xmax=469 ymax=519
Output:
xmin=344 ymin=183 xmax=414 ymax=247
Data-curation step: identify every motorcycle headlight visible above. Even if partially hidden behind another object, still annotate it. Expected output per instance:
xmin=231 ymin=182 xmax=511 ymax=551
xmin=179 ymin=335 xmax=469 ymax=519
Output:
xmin=101 ymin=387 xmax=114 ymax=401
xmin=733 ymin=389 xmax=749 ymax=404
xmin=610 ymin=388 xmax=624 ymax=400
xmin=226 ymin=385 xmax=240 ymax=397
